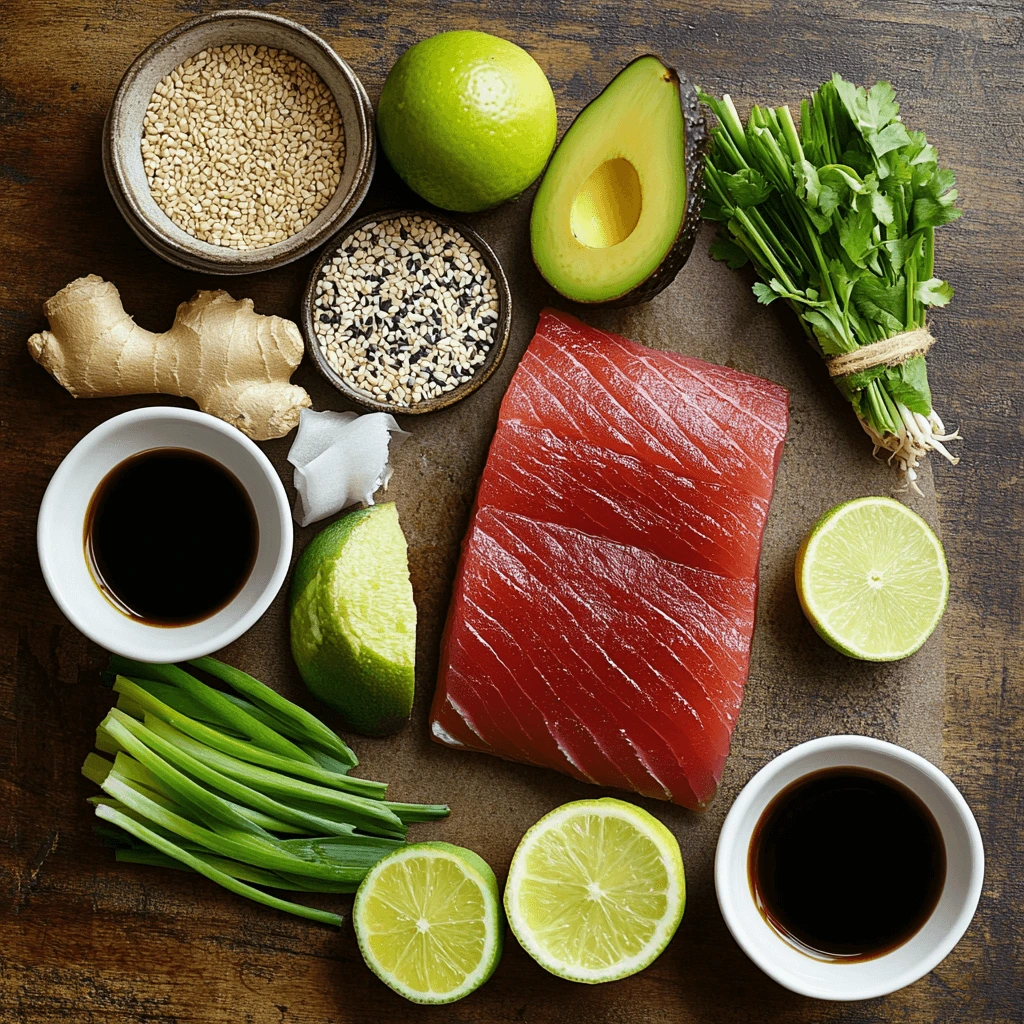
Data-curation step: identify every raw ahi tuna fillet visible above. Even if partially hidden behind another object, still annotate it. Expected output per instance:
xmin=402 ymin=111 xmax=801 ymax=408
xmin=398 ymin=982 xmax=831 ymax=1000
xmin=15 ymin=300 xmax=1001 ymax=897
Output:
xmin=429 ymin=310 xmax=788 ymax=809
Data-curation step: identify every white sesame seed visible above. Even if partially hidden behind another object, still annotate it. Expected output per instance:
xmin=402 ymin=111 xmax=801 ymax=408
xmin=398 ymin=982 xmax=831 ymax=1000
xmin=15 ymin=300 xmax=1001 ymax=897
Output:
xmin=142 ymin=44 xmax=345 ymax=250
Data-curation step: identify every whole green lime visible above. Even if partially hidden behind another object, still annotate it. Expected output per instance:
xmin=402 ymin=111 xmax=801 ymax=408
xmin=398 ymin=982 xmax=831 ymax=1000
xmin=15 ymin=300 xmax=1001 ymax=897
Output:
xmin=377 ymin=31 xmax=557 ymax=212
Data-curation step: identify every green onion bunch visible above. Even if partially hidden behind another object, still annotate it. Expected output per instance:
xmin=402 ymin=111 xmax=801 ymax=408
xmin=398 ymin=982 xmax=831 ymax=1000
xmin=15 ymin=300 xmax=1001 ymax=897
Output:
xmin=84 ymin=656 xmax=449 ymax=926
xmin=700 ymin=74 xmax=961 ymax=488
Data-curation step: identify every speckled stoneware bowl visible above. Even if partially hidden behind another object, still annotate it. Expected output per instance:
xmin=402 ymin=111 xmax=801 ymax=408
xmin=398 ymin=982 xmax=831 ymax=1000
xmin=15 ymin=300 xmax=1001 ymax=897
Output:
xmin=102 ymin=10 xmax=376 ymax=275
xmin=301 ymin=209 xmax=512 ymax=415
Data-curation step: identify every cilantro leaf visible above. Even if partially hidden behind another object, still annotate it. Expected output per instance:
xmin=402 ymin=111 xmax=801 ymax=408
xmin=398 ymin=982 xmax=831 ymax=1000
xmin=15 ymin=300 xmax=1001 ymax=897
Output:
xmin=819 ymin=182 xmax=843 ymax=217
xmin=865 ymin=80 xmax=900 ymax=129
xmin=837 ymin=205 xmax=875 ymax=268
xmin=852 ymin=276 xmax=907 ymax=332
xmin=827 ymin=258 xmax=858 ymax=307
xmin=882 ymin=234 xmax=923 ymax=275
xmin=803 ymin=306 xmax=854 ymax=354
xmin=796 ymin=159 xmax=822 ymax=205
xmin=710 ymin=237 xmax=750 ymax=269
xmin=832 ymin=74 xmax=901 ymax=137
xmin=869 ymin=122 xmax=912 ymax=158
xmin=913 ymin=194 xmax=963 ymax=229
xmin=722 ymin=167 xmax=773 ymax=208
xmin=869 ymin=188 xmax=895 ymax=226
xmin=752 ymin=281 xmax=781 ymax=305
xmin=883 ymin=356 xmax=932 ymax=415
xmin=914 ymin=277 xmax=954 ymax=306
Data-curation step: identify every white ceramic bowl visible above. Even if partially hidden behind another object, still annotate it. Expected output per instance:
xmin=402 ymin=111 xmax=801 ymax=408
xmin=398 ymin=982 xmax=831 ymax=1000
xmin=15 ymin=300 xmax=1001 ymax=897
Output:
xmin=37 ymin=407 xmax=292 ymax=661
xmin=716 ymin=735 xmax=984 ymax=1001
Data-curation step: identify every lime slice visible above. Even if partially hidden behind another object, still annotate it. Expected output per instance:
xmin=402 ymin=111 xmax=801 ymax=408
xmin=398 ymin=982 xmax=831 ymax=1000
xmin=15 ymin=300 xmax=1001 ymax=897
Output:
xmin=504 ymin=798 xmax=685 ymax=984
xmin=353 ymin=842 xmax=503 ymax=1004
xmin=289 ymin=503 xmax=416 ymax=736
xmin=795 ymin=496 xmax=948 ymax=662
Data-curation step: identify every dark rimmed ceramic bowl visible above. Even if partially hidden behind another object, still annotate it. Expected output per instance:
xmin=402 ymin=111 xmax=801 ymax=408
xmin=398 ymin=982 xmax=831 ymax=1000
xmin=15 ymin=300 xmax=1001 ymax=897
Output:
xmin=301 ymin=209 xmax=512 ymax=415
xmin=102 ymin=10 xmax=376 ymax=275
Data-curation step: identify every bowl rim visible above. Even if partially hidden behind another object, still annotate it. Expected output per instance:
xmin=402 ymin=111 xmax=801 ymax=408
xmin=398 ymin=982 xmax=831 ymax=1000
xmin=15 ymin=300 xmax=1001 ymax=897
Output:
xmin=300 ymin=207 xmax=513 ymax=415
xmin=36 ymin=406 xmax=293 ymax=661
xmin=102 ymin=9 xmax=376 ymax=275
xmin=714 ymin=734 xmax=985 ymax=1001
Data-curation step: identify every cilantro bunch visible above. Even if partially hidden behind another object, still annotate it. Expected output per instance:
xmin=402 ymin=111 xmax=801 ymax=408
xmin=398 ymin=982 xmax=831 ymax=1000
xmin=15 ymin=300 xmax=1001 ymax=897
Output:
xmin=700 ymin=74 xmax=961 ymax=487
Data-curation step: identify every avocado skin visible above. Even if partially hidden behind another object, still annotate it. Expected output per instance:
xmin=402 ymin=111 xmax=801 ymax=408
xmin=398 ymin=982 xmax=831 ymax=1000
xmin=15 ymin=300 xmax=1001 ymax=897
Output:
xmin=534 ymin=57 xmax=709 ymax=309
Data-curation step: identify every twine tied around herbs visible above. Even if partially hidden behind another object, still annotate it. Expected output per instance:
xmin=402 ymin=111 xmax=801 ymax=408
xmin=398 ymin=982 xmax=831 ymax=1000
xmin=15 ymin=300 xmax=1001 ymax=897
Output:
xmin=826 ymin=326 xmax=936 ymax=379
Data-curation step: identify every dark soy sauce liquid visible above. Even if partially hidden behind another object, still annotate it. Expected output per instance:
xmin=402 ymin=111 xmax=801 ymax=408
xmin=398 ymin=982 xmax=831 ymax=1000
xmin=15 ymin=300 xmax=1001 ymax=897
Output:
xmin=85 ymin=448 xmax=258 ymax=626
xmin=749 ymin=766 xmax=946 ymax=962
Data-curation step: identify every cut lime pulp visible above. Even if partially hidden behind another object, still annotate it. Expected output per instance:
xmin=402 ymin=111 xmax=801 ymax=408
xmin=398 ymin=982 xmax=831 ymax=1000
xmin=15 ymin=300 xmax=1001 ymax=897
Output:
xmin=504 ymin=798 xmax=685 ymax=984
xmin=795 ymin=496 xmax=948 ymax=662
xmin=353 ymin=842 xmax=503 ymax=1004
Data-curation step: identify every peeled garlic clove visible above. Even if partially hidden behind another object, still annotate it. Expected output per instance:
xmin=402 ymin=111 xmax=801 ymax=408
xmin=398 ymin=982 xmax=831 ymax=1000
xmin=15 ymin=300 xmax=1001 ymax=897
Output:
xmin=287 ymin=408 xmax=409 ymax=527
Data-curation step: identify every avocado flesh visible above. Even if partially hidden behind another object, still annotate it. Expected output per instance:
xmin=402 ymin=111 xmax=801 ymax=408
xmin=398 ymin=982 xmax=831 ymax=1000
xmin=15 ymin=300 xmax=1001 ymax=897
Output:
xmin=531 ymin=56 xmax=704 ymax=306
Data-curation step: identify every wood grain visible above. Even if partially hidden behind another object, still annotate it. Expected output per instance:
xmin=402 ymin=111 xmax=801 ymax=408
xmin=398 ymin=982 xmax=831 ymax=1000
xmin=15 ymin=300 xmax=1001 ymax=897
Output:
xmin=2 ymin=1 xmax=1022 ymax=1021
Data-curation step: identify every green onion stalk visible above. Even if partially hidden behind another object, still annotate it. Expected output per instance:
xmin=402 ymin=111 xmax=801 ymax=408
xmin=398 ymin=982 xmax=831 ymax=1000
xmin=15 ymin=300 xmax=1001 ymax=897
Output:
xmin=699 ymin=74 xmax=961 ymax=490
xmin=84 ymin=656 xmax=449 ymax=925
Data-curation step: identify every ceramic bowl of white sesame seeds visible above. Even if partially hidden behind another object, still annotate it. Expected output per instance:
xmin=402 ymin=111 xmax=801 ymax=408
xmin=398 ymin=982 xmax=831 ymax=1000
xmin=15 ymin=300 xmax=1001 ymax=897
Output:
xmin=102 ymin=10 xmax=376 ymax=274
xmin=302 ymin=210 xmax=512 ymax=414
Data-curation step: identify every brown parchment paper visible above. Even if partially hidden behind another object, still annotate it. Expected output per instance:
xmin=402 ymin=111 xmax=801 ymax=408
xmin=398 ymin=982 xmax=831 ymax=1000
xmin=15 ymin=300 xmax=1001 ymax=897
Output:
xmin=228 ymin=211 xmax=946 ymax=974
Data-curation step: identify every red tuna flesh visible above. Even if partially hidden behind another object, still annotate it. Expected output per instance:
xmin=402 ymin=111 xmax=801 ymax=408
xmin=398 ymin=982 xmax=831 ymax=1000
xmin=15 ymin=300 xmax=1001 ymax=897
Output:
xmin=430 ymin=310 xmax=788 ymax=809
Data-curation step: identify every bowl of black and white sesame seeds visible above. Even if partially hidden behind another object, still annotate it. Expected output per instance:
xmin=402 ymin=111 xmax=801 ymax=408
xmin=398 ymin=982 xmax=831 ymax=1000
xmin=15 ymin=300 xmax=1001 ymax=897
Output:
xmin=302 ymin=210 xmax=512 ymax=414
xmin=103 ymin=10 xmax=376 ymax=275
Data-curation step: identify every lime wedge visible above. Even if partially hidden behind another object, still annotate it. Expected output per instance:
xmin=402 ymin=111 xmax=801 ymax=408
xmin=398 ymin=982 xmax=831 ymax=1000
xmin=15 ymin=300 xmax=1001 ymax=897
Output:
xmin=795 ymin=496 xmax=948 ymax=662
xmin=353 ymin=842 xmax=503 ymax=1004
xmin=289 ymin=503 xmax=416 ymax=736
xmin=504 ymin=798 xmax=685 ymax=984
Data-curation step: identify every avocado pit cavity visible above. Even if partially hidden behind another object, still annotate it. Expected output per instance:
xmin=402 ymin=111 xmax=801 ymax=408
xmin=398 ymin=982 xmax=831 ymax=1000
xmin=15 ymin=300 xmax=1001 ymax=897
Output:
xmin=570 ymin=158 xmax=643 ymax=249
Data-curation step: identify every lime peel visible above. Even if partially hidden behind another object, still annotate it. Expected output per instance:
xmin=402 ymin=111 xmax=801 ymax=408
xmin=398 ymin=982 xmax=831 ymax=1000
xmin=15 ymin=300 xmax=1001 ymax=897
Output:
xmin=290 ymin=503 xmax=416 ymax=736
xmin=377 ymin=30 xmax=557 ymax=212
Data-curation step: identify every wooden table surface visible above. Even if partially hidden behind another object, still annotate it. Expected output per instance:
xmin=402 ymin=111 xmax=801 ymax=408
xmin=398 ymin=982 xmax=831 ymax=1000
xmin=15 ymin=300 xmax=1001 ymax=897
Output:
xmin=2 ymin=1 xmax=1022 ymax=1021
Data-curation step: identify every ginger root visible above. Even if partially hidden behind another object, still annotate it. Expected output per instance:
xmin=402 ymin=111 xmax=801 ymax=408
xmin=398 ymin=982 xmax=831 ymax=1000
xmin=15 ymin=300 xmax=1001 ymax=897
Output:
xmin=27 ymin=275 xmax=311 ymax=440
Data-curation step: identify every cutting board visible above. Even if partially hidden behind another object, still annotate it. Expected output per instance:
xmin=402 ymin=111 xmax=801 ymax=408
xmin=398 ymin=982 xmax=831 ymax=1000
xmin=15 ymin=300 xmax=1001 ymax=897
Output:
xmin=204 ymin=192 xmax=946 ymax=1019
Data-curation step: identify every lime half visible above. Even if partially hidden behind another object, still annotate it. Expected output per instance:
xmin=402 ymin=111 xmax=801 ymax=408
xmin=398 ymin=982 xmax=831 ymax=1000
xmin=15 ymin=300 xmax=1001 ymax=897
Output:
xmin=796 ymin=496 xmax=948 ymax=661
xmin=290 ymin=503 xmax=416 ymax=736
xmin=504 ymin=798 xmax=685 ymax=984
xmin=353 ymin=842 xmax=503 ymax=1004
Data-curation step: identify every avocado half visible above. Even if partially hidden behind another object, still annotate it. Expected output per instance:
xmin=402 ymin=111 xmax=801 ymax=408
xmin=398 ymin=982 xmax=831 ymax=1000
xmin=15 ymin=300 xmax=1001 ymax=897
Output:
xmin=530 ymin=55 xmax=708 ymax=307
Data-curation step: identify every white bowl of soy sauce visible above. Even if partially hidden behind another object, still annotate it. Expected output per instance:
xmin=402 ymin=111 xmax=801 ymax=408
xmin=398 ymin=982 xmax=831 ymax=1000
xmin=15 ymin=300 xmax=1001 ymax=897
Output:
xmin=715 ymin=735 xmax=984 ymax=1001
xmin=37 ymin=407 xmax=292 ymax=661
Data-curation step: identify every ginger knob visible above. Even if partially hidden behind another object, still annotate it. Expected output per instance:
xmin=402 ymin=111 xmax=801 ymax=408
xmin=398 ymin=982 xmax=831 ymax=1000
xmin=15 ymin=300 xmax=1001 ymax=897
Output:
xmin=27 ymin=275 xmax=312 ymax=440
